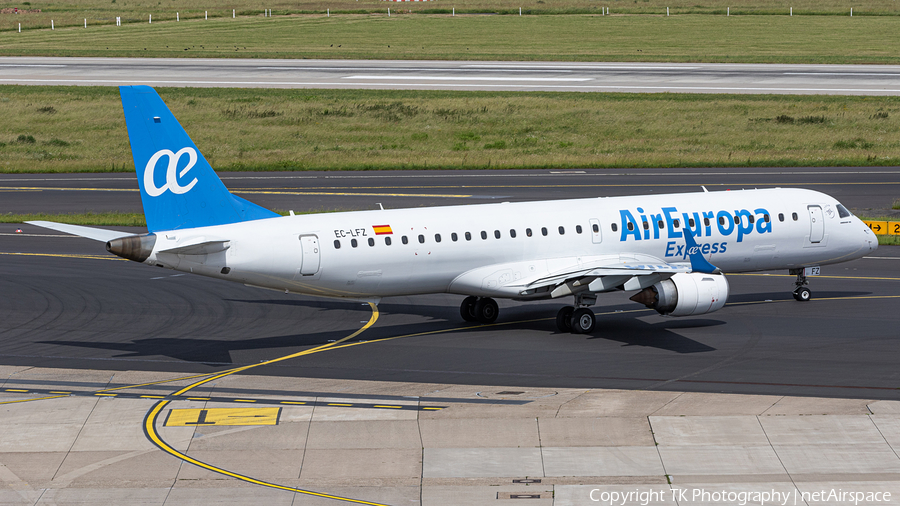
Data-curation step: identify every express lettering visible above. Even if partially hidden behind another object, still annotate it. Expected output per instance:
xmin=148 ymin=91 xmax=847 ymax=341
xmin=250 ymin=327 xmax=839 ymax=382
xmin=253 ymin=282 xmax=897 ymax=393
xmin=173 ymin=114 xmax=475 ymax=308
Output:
xmin=666 ymin=240 xmax=727 ymax=259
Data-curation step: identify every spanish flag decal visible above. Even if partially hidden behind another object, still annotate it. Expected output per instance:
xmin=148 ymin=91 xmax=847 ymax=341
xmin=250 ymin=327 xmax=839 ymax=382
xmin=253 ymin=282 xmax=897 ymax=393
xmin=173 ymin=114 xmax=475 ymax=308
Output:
xmin=373 ymin=225 xmax=393 ymax=235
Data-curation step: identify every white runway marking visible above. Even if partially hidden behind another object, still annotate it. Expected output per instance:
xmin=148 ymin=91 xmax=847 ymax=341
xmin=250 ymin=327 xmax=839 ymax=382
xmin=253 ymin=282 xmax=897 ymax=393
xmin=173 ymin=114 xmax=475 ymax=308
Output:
xmin=3 ymin=78 xmax=898 ymax=93
xmin=257 ymin=66 xmax=574 ymax=73
xmin=464 ymin=64 xmax=701 ymax=70
xmin=784 ymin=72 xmax=900 ymax=77
xmin=342 ymin=75 xmax=592 ymax=82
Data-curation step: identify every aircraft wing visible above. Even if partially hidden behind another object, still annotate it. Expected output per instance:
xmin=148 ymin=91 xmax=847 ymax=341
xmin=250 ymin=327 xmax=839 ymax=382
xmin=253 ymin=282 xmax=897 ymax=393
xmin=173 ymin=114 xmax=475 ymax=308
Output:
xmin=26 ymin=221 xmax=136 ymax=242
xmin=513 ymin=259 xmax=690 ymax=289
xmin=449 ymin=255 xmax=692 ymax=299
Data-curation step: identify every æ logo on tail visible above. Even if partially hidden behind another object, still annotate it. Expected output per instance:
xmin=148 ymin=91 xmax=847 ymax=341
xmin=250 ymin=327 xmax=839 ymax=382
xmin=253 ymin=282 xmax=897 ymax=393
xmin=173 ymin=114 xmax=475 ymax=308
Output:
xmin=144 ymin=147 xmax=199 ymax=197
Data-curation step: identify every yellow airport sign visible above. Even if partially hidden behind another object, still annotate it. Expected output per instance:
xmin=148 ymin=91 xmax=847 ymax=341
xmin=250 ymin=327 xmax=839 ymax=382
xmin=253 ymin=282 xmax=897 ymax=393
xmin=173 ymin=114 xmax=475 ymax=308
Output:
xmin=890 ymin=222 xmax=900 ymax=236
xmin=864 ymin=220 xmax=888 ymax=235
xmin=164 ymin=407 xmax=281 ymax=427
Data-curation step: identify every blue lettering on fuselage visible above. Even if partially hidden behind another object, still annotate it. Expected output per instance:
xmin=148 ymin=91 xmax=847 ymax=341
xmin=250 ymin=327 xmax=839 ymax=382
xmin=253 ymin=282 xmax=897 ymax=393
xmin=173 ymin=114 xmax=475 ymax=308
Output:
xmin=618 ymin=205 xmax=771 ymax=257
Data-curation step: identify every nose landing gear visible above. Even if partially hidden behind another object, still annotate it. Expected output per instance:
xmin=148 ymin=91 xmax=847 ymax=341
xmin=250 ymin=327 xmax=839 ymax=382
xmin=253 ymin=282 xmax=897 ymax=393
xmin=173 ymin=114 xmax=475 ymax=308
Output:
xmin=790 ymin=268 xmax=813 ymax=301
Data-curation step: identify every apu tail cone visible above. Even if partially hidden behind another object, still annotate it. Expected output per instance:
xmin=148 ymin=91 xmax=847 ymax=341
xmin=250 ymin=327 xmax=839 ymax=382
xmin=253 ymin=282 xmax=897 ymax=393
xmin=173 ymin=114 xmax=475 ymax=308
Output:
xmin=106 ymin=234 xmax=156 ymax=262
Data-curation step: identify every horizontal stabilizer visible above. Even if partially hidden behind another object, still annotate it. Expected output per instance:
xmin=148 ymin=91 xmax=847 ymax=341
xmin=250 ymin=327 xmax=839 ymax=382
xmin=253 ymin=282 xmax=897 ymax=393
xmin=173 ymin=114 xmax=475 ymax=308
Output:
xmin=25 ymin=221 xmax=135 ymax=242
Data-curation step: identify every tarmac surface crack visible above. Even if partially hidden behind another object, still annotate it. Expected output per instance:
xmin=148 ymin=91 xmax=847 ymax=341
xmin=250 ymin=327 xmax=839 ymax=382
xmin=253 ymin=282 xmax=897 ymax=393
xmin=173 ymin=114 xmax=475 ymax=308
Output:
xmin=756 ymin=415 xmax=810 ymax=506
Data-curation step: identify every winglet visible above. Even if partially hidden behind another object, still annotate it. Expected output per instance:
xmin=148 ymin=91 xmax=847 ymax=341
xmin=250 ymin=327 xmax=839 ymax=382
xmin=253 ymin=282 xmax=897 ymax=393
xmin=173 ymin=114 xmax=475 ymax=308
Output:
xmin=682 ymin=228 xmax=721 ymax=274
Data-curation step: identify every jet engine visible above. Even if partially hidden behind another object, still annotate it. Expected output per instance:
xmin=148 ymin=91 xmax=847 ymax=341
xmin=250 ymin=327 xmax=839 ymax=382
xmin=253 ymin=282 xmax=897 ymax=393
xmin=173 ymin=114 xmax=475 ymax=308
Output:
xmin=629 ymin=272 xmax=729 ymax=316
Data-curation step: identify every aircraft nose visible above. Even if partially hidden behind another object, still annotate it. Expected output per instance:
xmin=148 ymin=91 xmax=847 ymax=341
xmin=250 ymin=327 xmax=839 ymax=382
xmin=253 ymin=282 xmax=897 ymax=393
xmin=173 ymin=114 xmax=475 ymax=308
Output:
xmin=862 ymin=223 xmax=878 ymax=252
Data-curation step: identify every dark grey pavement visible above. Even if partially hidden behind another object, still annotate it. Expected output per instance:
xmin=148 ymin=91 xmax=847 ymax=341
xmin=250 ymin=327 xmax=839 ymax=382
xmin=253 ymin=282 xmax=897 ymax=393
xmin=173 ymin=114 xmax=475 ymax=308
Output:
xmin=1 ymin=168 xmax=899 ymax=400
xmin=2 ymin=167 xmax=899 ymax=215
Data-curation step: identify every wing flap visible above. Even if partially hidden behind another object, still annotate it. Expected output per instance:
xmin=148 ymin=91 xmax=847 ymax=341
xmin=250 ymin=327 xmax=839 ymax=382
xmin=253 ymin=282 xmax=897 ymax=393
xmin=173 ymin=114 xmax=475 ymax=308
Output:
xmin=449 ymin=255 xmax=693 ymax=299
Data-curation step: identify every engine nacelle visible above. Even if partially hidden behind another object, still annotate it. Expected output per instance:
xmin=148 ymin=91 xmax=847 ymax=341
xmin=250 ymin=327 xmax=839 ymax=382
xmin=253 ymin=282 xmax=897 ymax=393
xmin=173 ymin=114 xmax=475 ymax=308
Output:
xmin=629 ymin=272 xmax=729 ymax=316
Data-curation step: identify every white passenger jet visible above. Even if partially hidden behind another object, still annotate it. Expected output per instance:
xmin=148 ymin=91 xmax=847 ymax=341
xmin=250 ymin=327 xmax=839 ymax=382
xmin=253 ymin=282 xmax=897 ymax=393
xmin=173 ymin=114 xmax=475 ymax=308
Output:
xmin=30 ymin=86 xmax=878 ymax=333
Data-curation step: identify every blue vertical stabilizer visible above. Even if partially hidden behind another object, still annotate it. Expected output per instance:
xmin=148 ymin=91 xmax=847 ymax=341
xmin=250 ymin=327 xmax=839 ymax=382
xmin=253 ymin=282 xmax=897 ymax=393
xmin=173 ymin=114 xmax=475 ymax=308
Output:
xmin=120 ymin=85 xmax=279 ymax=232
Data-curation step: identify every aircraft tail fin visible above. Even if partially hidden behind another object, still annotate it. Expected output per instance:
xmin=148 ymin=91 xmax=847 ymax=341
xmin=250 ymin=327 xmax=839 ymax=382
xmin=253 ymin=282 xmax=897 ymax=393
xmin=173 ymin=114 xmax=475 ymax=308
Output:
xmin=119 ymin=85 xmax=278 ymax=233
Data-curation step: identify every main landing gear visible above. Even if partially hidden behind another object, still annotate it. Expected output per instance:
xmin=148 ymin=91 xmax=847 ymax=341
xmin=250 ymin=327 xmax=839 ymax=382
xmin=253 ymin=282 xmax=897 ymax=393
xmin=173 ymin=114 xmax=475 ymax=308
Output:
xmin=790 ymin=268 xmax=812 ymax=301
xmin=460 ymin=296 xmax=499 ymax=324
xmin=555 ymin=293 xmax=597 ymax=334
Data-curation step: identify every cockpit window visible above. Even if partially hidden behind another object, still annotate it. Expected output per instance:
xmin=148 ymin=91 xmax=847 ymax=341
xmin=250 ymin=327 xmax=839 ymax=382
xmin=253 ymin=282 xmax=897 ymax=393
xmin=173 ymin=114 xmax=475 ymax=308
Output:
xmin=836 ymin=204 xmax=852 ymax=218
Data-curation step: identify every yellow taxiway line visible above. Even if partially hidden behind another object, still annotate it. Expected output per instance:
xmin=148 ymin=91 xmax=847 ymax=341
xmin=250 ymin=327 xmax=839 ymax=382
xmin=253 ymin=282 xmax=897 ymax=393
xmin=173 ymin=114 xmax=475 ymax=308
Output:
xmin=142 ymin=302 xmax=390 ymax=506
xmin=0 ymin=251 xmax=124 ymax=261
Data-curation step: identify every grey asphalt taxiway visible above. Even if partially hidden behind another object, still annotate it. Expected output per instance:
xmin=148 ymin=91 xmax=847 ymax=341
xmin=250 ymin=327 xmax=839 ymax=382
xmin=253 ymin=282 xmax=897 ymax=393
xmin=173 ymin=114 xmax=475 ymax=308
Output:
xmin=3 ymin=57 xmax=900 ymax=95
xmin=2 ymin=168 xmax=899 ymax=400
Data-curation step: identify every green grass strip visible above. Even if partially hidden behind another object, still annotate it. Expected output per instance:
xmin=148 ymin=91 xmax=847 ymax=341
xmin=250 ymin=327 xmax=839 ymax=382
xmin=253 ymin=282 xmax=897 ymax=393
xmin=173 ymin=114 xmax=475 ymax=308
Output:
xmin=4 ymin=0 xmax=900 ymax=34
xmin=2 ymin=15 xmax=900 ymax=64
xmin=1 ymin=212 xmax=146 ymax=227
xmin=3 ymin=86 xmax=900 ymax=173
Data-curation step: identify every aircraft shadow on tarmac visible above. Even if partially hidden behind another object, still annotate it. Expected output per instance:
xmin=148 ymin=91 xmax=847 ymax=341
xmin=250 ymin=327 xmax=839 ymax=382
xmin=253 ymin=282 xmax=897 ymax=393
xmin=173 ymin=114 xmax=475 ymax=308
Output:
xmin=40 ymin=288 xmax=873 ymax=365
xmin=726 ymin=290 xmax=872 ymax=303
xmin=37 ymin=328 xmax=362 ymax=365
xmin=227 ymin=298 xmax=461 ymax=322
xmin=583 ymin=319 xmax=722 ymax=354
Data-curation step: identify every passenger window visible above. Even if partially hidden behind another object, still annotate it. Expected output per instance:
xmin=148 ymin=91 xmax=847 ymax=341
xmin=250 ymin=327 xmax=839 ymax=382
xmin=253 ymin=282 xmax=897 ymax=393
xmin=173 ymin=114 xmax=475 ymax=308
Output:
xmin=494 ymin=230 xmax=501 ymax=239
xmin=657 ymin=220 xmax=664 ymax=229
xmin=418 ymin=234 xmax=425 ymax=243
xmin=612 ymin=223 xmax=618 ymax=232
xmin=334 ymin=240 xmax=341 ymax=249
xmin=368 ymin=237 xmax=375 ymax=247
xmin=689 ymin=218 xmax=695 ymax=228
xmin=764 ymin=214 xmax=770 ymax=223
xmin=451 ymin=232 xmax=458 ymax=242
xmin=749 ymin=215 xmax=755 ymax=224
xmin=385 ymin=236 xmax=392 ymax=246
xmin=719 ymin=216 xmax=725 ymax=226
xmin=576 ymin=225 xmax=583 ymax=234
xmin=559 ymin=226 xmax=565 ymax=235
xmin=626 ymin=223 xmax=633 ymax=231
xmin=510 ymin=229 xmax=517 ymax=238
xmin=642 ymin=222 xmax=649 ymax=230
xmin=402 ymin=235 xmax=409 ymax=245
xmin=541 ymin=227 xmax=548 ymax=236
xmin=778 ymin=213 xmax=784 ymax=222
xmin=792 ymin=212 xmax=798 ymax=221
xmin=592 ymin=223 xmax=599 ymax=233
xmin=481 ymin=231 xmax=488 ymax=240
xmin=526 ymin=228 xmax=533 ymax=237
xmin=704 ymin=218 xmax=710 ymax=227
xmin=674 ymin=219 xmax=680 ymax=228
xmin=465 ymin=232 xmax=472 ymax=241
xmin=733 ymin=216 xmax=740 ymax=225
xmin=435 ymin=234 xmax=441 ymax=243
xmin=351 ymin=239 xmax=358 ymax=248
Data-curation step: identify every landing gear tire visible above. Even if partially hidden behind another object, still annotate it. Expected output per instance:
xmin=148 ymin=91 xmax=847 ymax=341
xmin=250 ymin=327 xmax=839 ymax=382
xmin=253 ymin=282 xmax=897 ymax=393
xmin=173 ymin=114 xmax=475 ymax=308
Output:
xmin=570 ymin=308 xmax=596 ymax=334
xmin=474 ymin=297 xmax=499 ymax=323
xmin=793 ymin=287 xmax=812 ymax=302
xmin=556 ymin=306 xmax=574 ymax=332
xmin=460 ymin=296 xmax=478 ymax=322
